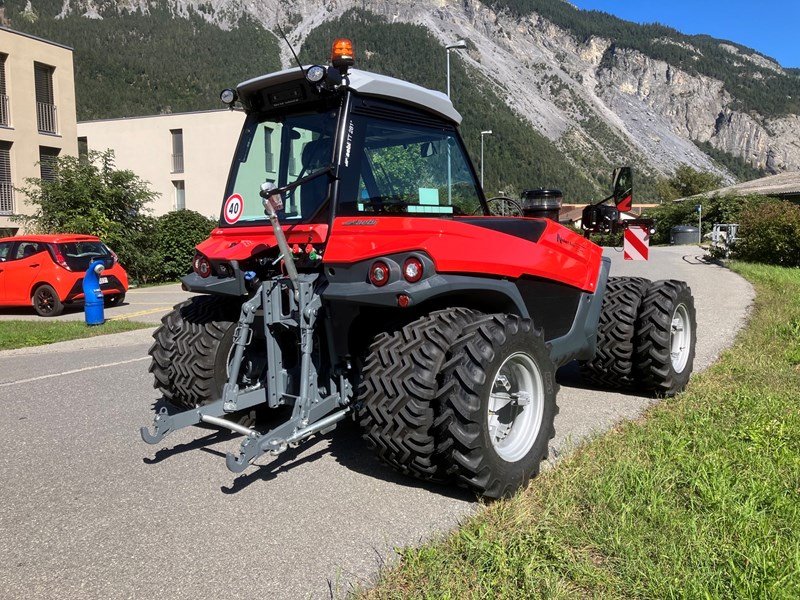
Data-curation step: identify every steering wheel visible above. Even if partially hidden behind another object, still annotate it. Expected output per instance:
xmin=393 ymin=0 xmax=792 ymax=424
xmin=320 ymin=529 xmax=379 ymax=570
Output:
xmin=475 ymin=196 xmax=524 ymax=217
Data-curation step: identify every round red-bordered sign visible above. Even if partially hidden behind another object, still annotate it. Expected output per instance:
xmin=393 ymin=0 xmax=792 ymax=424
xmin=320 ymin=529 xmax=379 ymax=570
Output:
xmin=223 ymin=194 xmax=244 ymax=224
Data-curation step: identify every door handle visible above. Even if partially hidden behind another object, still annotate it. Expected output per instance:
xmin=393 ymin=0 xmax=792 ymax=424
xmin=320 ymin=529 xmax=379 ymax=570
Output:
xmin=30 ymin=264 xmax=40 ymax=267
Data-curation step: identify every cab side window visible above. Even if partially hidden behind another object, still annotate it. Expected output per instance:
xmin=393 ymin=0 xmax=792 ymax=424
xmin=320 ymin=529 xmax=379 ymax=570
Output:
xmin=13 ymin=242 xmax=44 ymax=260
xmin=0 ymin=241 xmax=12 ymax=262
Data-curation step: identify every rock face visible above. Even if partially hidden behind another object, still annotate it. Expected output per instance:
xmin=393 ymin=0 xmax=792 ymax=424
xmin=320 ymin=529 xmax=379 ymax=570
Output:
xmin=57 ymin=0 xmax=800 ymax=178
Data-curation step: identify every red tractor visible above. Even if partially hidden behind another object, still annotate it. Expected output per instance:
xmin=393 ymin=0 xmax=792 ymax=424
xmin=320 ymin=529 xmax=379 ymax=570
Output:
xmin=141 ymin=40 xmax=696 ymax=498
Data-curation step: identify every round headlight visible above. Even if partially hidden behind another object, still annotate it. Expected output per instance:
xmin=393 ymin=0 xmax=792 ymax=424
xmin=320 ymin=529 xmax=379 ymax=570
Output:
xmin=220 ymin=88 xmax=237 ymax=105
xmin=306 ymin=65 xmax=326 ymax=84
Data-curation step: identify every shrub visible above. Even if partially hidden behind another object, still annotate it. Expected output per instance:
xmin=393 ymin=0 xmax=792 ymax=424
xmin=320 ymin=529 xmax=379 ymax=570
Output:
xmin=155 ymin=210 xmax=216 ymax=281
xmin=734 ymin=200 xmax=800 ymax=267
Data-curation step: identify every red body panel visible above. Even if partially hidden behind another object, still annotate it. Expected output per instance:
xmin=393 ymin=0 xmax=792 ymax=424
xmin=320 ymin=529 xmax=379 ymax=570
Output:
xmin=203 ymin=217 xmax=602 ymax=293
xmin=195 ymin=224 xmax=329 ymax=261
xmin=0 ymin=234 xmax=129 ymax=307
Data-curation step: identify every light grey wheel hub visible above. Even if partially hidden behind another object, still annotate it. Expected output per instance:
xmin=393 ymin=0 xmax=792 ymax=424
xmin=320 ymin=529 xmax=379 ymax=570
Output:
xmin=487 ymin=352 xmax=544 ymax=462
xmin=670 ymin=303 xmax=691 ymax=373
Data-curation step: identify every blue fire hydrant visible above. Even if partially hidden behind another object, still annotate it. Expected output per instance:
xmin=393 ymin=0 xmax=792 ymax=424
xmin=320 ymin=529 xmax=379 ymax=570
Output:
xmin=83 ymin=259 xmax=105 ymax=326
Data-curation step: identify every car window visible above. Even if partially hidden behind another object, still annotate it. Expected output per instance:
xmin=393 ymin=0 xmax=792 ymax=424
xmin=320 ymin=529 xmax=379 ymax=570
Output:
xmin=0 ymin=241 xmax=12 ymax=262
xmin=14 ymin=242 xmax=45 ymax=260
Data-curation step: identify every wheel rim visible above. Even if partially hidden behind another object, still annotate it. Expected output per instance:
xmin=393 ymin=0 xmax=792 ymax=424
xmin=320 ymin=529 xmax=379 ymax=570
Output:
xmin=36 ymin=288 xmax=55 ymax=315
xmin=670 ymin=303 xmax=691 ymax=373
xmin=486 ymin=352 xmax=545 ymax=462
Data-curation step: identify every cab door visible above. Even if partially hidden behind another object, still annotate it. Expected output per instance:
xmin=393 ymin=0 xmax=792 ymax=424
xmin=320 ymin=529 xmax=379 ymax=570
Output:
xmin=3 ymin=241 xmax=45 ymax=304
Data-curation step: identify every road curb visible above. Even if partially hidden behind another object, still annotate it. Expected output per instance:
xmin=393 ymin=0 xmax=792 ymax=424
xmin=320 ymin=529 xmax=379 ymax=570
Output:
xmin=0 ymin=325 xmax=156 ymax=358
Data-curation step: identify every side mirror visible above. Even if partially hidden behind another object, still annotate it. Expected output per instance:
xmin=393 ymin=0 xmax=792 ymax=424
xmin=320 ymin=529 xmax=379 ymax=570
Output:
xmin=612 ymin=167 xmax=633 ymax=212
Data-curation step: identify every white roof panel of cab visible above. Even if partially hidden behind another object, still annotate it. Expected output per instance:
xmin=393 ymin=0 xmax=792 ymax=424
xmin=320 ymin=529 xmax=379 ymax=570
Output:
xmin=237 ymin=67 xmax=462 ymax=124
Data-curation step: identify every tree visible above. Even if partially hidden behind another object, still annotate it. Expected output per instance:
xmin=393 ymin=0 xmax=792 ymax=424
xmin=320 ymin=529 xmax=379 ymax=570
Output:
xmin=15 ymin=150 xmax=160 ymax=281
xmin=656 ymin=165 xmax=724 ymax=201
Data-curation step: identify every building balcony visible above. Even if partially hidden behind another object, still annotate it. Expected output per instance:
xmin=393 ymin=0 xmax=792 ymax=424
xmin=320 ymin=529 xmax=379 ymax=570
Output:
xmin=0 ymin=182 xmax=14 ymax=215
xmin=0 ymin=95 xmax=9 ymax=127
xmin=171 ymin=153 xmax=184 ymax=174
xmin=36 ymin=101 xmax=58 ymax=134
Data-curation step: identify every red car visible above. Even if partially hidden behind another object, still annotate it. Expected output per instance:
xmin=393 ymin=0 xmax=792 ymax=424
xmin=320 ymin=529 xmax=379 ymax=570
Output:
xmin=0 ymin=234 xmax=128 ymax=316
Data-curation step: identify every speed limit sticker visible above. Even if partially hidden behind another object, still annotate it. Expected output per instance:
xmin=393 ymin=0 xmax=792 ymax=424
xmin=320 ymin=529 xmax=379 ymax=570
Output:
xmin=223 ymin=194 xmax=243 ymax=224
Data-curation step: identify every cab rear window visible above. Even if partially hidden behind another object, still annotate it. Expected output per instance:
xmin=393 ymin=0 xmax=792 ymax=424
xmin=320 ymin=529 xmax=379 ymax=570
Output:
xmin=57 ymin=241 xmax=112 ymax=271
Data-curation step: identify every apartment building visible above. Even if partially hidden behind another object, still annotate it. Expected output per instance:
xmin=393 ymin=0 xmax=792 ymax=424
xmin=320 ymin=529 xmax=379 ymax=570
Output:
xmin=0 ymin=27 xmax=78 ymax=235
xmin=78 ymin=110 xmax=247 ymax=217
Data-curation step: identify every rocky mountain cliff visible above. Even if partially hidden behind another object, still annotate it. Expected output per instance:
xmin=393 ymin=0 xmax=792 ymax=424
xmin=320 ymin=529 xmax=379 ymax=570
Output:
xmin=18 ymin=0 xmax=800 ymax=182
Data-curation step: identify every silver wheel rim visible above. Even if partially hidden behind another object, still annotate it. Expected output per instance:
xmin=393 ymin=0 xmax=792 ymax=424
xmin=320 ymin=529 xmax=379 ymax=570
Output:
xmin=670 ymin=303 xmax=691 ymax=373
xmin=487 ymin=352 xmax=544 ymax=462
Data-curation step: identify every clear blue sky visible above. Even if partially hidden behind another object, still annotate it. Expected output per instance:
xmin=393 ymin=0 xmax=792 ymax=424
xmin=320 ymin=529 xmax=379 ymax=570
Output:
xmin=571 ymin=1 xmax=800 ymax=68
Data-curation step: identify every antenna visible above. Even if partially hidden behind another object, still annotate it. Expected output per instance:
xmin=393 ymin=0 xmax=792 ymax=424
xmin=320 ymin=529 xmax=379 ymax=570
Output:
xmin=275 ymin=15 xmax=304 ymax=73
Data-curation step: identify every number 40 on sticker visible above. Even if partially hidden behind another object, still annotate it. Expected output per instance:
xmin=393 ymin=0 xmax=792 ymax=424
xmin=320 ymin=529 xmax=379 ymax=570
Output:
xmin=223 ymin=194 xmax=243 ymax=224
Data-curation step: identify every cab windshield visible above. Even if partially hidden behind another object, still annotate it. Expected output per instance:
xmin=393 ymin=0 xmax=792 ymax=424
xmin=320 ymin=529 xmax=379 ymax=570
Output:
xmin=224 ymin=107 xmax=338 ymax=225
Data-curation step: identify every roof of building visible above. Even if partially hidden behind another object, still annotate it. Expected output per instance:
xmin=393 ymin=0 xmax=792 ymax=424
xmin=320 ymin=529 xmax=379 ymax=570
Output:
xmin=78 ymin=108 xmax=236 ymax=125
xmin=237 ymin=67 xmax=462 ymax=124
xmin=684 ymin=171 xmax=800 ymax=200
xmin=0 ymin=25 xmax=73 ymax=51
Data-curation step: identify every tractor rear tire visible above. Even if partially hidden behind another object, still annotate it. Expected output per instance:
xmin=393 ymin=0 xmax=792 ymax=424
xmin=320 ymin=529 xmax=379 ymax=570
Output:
xmin=634 ymin=280 xmax=697 ymax=396
xmin=149 ymin=295 xmax=257 ymax=426
xmin=435 ymin=314 xmax=558 ymax=498
xmin=357 ymin=308 xmax=477 ymax=481
xmin=580 ymin=276 xmax=650 ymax=390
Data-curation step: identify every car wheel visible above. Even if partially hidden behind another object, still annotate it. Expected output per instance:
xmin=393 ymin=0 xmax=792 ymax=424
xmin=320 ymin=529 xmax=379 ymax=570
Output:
xmin=33 ymin=284 xmax=64 ymax=317
xmin=104 ymin=293 xmax=125 ymax=307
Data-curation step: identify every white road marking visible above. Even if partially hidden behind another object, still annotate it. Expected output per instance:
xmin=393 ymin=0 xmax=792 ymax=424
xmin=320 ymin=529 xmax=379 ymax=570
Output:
xmin=0 ymin=356 xmax=150 ymax=387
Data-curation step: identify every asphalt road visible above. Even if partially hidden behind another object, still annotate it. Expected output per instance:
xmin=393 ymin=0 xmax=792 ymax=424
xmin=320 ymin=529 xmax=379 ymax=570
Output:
xmin=0 ymin=247 xmax=754 ymax=599
xmin=0 ymin=283 xmax=191 ymax=324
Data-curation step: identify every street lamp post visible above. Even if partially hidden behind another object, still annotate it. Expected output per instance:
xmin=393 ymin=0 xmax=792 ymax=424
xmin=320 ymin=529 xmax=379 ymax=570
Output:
xmin=445 ymin=40 xmax=467 ymax=206
xmin=480 ymin=130 xmax=492 ymax=189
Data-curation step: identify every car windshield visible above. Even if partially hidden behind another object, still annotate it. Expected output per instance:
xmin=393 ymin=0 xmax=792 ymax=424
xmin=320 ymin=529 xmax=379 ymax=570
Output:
xmin=58 ymin=241 xmax=112 ymax=271
xmin=224 ymin=108 xmax=339 ymax=225
xmin=338 ymin=115 xmax=484 ymax=217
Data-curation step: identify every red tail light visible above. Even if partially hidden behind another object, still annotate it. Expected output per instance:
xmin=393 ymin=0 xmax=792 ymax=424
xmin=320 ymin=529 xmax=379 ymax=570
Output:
xmin=402 ymin=257 xmax=423 ymax=283
xmin=369 ymin=261 xmax=390 ymax=287
xmin=193 ymin=253 xmax=212 ymax=278
xmin=51 ymin=244 xmax=72 ymax=271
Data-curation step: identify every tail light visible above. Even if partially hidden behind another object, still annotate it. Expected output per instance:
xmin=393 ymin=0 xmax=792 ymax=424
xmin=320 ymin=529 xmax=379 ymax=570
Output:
xmin=193 ymin=253 xmax=212 ymax=278
xmin=402 ymin=257 xmax=423 ymax=283
xmin=369 ymin=261 xmax=390 ymax=287
xmin=51 ymin=245 xmax=72 ymax=271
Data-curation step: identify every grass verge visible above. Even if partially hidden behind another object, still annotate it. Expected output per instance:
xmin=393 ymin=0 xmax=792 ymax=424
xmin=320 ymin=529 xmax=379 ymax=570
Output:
xmin=0 ymin=319 xmax=152 ymax=350
xmin=363 ymin=262 xmax=800 ymax=599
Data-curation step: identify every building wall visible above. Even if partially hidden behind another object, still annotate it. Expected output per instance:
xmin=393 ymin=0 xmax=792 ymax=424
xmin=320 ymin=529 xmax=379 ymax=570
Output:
xmin=78 ymin=110 xmax=247 ymax=218
xmin=0 ymin=27 xmax=78 ymax=235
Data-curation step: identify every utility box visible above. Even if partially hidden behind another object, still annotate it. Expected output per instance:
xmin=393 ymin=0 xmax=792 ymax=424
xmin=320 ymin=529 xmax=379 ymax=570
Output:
xmin=670 ymin=225 xmax=699 ymax=245
xmin=521 ymin=189 xmax=562 ymax=221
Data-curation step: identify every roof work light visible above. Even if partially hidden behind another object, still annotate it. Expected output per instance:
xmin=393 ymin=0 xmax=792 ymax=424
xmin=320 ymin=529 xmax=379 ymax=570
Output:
xmin=331 ymin=38 xmax=355 ymax=72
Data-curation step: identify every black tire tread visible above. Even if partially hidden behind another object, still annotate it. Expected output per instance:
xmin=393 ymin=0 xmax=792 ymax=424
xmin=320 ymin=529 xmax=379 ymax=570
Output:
xmin=580 ymin=276 xmax=650 ymax=390
xmin=357 ymin=308 xmax=478 ymax=480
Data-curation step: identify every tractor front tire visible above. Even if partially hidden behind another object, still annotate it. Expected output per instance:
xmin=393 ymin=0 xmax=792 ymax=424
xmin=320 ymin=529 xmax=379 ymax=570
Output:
xmin=357 ymin=308 xmax=477 ymax=481
xmin=634 ymin=280 xmax=697 ymax=396
xmin=149 ymin=295 xmax=256 ymax=424
xmin=435 ymin=314 xmax=558 ymax=498
xmin=580 ymin=276 xmax=650 ymax=390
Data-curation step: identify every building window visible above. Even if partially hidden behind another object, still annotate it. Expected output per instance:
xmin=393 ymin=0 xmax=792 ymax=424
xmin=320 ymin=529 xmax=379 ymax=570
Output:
xmin=77 ymin=136 xmax=88 ymax=161
xmin=34 ymin=63 xmax=57 ymax=134
xmin=0 ymin=54 xmax=9 ymax=127
xmin=264 ymin=126 xmax=275 ymax=173
xmin=173 ymin=180 xmax=185 ymax=210
xmin=171 ymin=129 xmax=184 ymax=173
xmin=39 ymin=146 xmax=59 ymax=182
xmin=0 ymin=141 xmax=13 ymax=215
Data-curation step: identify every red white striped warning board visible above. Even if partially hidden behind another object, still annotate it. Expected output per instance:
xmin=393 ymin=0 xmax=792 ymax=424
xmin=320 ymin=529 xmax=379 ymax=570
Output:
xmin=624 ymin=226 xmax=650 ymax=261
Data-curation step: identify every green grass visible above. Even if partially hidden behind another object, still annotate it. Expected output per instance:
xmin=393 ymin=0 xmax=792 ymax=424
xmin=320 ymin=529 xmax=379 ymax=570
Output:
xmin=363 ymin=262 xmax=800 ymax=599
xmin=0 ymin=319 xmax=152 ymax=350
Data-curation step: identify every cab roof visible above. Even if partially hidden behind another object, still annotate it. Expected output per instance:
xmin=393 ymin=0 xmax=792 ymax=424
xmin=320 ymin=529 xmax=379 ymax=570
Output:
xmin=237 ymin=67 xmax=462 ymax=125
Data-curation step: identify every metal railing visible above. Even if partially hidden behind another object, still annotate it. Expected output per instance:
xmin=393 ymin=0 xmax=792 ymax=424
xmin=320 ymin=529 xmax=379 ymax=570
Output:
xmin=171 ymin=153 xmax=184 ymax=173
xmin=36 ymin=101 xmax=57 ymax=134
xmin=0 ymin=95 xmax=9 ymax=126
xmin=0 ymin=182 xmax=14 ymax=215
